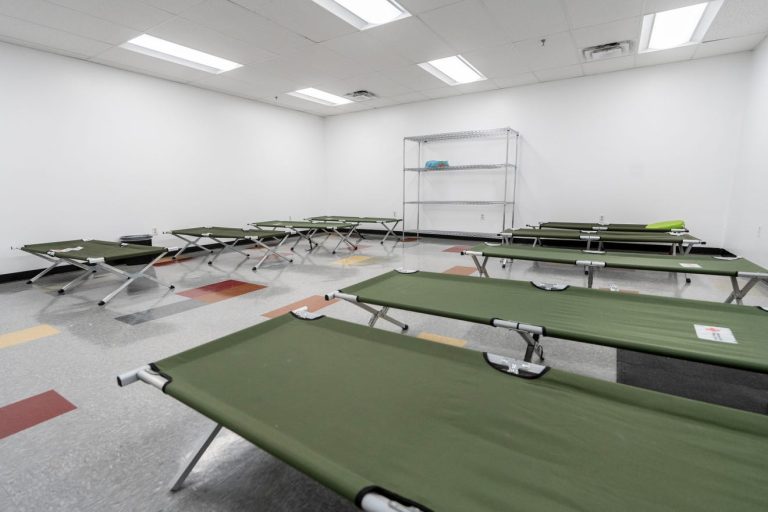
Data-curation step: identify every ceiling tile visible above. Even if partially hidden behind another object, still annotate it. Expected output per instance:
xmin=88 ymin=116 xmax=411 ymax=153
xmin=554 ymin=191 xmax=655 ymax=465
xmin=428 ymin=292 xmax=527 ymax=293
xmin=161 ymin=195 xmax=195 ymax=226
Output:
xmin=180 ymin=0 xmax=312 ymax=54
xmin=317 ymin=72 xmax=414 ymax=98
xmin=694 ymin=32 xmax=767 ymax=58
xmin=137 ymin=0 xmax=206 ymax=15
xmin=227 ymin=0 xmax=357 ymax=43
xmin=148 ymin=17 xmax=275 ymax=65
xmin=515 ymin=32 xmax=581 ymax=71
xmin=376 ymin=91 xmax=431 ymax=106
xmin=0 ymin=0 xmax=139 ymax=45
xmin=421 ymin=86 xmax=463 ymax=98
xmin=705 ymin=0 xmax=768 ymax=41
xmin=419 ymin=0 xmax=510 ymax=53
xmin=321 ymin=30 xmax=412 ymax=72
xmin=643 ymin=0 xmax=707 ymax=15
xmin=367 ymin=16 xmax=454 ymax=63
xmin=463 ymin=42 xmax=530 ymax=78
xmin=268 ymin=44 xmax=370 ymax=82
xmin=0 ymin=14 xmax=111 ymax=58
xmin=398 ymin=0 xmax=463 ymax=13
xmin=534 ymin=64 xmax=584 ymax=82
xmin=92 ymin=45 xmax=211 ymax=82
xmin=455 ymin=78 xmax=499 ymax=94
xmin=570 ymin=17 xmax=642 ymax=50
xmin=190 ymin=74 xmax=264 ymax=99
xmin=582 ymin=54 xmax=635 ymax=74
xmin=481 ymin=0 xmax=569 ymax=42
xmin=564 ymin=0 xmax=643 ymax=29
xmin=492 ymin=72 xmax=539 ymax=88
xmin=635 ymin=45 xmax=696 ymax=67
xmin=225 ymin=62 xmax=306 ymax=93
xmin=384 ymin=63 xmax=449 ymax=90
xmin=46 ymin=0 xmax=174 ymax=32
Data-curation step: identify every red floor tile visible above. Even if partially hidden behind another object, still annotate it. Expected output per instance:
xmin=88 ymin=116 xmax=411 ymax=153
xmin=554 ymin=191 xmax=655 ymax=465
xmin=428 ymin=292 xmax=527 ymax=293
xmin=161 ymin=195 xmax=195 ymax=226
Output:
xmin=442 ymin=245 xmax=472 ymax=253
xmin=177 ymin=280 xmax=253 ymax=299
xmin=0 ymin=390 xmax=76 ymax=440
xmin=443 ymin=266 xmax=477 ymax=276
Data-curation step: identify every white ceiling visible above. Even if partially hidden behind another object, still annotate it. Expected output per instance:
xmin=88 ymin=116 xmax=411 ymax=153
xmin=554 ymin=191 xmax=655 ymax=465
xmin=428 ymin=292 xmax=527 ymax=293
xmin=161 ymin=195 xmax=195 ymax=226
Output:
xmin=0 ymin=0 xmax=766 ymax=116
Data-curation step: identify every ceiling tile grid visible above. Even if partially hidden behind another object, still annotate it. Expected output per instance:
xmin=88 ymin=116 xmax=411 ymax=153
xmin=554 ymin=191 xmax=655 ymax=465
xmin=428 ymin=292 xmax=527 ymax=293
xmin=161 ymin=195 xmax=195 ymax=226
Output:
xmin=0 ymin=0 xmax=763 ymax=116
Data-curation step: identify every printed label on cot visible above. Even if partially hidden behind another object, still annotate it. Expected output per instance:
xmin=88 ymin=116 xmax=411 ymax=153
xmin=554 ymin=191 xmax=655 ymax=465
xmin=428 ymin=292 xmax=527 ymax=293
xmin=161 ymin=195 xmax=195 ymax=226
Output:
xmin=679 ymin=263 xmax=702 ymax=268
xmin=694 ymin=324 xmax=737 ymax=344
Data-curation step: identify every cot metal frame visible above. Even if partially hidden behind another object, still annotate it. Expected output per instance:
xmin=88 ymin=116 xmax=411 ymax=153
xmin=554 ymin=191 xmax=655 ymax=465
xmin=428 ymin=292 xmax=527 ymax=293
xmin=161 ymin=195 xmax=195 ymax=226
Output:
xmin=501 ymin=231 xmax=701 ymax=256
xmin=116 ymin=361 xmax=423 ymax=512
xmin=465 ymin=249 xmax=767 ymax=304
xmin=325 ymin=275 xmax=545 ymax=363
xmin=252 ymin=223 xmax=358 ymax=254
xmin=309 ymin=217 xmax=402 ymax=245
xmin=532 ymin=222 xmax=689 ymax=233
xmin=23 ymin=249 xmax=175 ymax=306
xmin=168 ymin=231 xmax=292 ymax=270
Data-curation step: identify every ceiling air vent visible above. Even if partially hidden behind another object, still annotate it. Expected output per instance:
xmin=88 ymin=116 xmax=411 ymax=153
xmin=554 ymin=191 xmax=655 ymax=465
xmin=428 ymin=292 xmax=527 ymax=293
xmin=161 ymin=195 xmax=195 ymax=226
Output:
xmin=345 ymin=90 xmax=378 ymax=102
xmin=582 ymin=41 xmax=633 ymax=61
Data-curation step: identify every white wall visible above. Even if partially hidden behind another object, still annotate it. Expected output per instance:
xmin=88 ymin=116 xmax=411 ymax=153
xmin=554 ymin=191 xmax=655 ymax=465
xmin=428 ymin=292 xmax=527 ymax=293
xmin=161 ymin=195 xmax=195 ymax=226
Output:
xmin=725 ymin=38 xmax=768 ymax=267
xmin=324 ymin=53 xmax=752 ymax=247
xmin=0 ymin=42 xmax=325 ymax=274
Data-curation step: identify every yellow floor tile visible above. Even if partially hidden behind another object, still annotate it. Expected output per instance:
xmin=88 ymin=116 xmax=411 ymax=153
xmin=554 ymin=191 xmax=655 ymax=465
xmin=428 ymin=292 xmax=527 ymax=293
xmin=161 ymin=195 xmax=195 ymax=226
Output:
xmin=333 ymin=255 xmax=372 ymax=266
xmin=417 ymin=331 xmax=467 ymax=348
xmin=0 ymin=325 xmax=60 ymax=349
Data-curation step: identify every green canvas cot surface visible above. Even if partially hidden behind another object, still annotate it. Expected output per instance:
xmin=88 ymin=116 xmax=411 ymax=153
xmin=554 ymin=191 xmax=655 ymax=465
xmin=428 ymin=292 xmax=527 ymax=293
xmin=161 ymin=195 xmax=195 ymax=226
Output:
xmin=170 ymin=227 xmax=283 ymax=239
xmin=21 ymin=239 xmax=167 ymax=262
xmin=307 ymin=216 xmax=401 ymax=223
xmin=503 ymin=228 xmax=702 ymax=244
xmin=252 ymin=220 xmax=356 ymax=229
xmin=150 ymin=314 xmax=768 ymax=512
xmin=340 ymin=271 xmax=768 ymax=373
xmin=468 ymin=244 xmax=768 ymax=277
xmin=540 ymin=221 xmax=683 ymax=232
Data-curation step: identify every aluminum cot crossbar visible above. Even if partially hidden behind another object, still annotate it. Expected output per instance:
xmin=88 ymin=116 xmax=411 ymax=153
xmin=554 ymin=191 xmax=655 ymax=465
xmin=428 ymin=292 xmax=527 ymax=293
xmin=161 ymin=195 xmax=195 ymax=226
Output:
xmin=251 ymin=220 xmax=358 ymax=254
xmin=536 ymin=221 xmax=688 ymax=232
xmin=167 ymin=227 xmax=292 ymax=270
xmin=463 ymin=243 xmax=768 ymax=304
xmin=328 ymin=270 xmax=768 ymax=372
xmin=502 ymin=228 xmax=703 ymax=255
xmin=18 ymin=239 xmax=176 ymax=305
xmin=307 ymin=216 xmax=402 ymax=244
xmin=117 ymin=312 xmax=768 ymax=512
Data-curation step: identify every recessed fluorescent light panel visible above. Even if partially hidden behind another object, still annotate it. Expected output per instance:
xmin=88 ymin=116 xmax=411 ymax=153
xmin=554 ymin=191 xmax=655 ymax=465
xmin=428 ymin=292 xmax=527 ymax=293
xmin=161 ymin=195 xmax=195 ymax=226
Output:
xmin=288 ymin=88 xmax=353 ymax=106
xmin=418 ymin=55 xmax=487 ymax=86
xmin=120 ymin=34 xmax=242 ymax=74
xmin=639 ymin=1 xmax=723 ymax=53
xmin=312 ymin=0 xmax=410 ymax=30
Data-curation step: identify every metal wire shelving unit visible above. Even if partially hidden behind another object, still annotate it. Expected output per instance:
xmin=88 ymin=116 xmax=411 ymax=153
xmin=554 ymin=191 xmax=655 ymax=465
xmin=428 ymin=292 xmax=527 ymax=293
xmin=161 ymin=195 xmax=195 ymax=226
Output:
xmin=402 ymin=127 xmax=520 ymax=239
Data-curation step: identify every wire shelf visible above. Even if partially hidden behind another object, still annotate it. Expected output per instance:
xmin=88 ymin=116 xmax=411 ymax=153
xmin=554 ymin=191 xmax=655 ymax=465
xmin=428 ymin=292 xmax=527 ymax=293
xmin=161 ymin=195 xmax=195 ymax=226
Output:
xmin=403 ymin=127 xmax=516 ymax=143
xmin=404 ymin=164 xmax=512 ymax=172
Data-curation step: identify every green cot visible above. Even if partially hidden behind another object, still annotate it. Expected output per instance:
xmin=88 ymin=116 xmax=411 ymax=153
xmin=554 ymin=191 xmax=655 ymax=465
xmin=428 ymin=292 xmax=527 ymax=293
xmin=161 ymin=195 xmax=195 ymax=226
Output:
xmin=463 ymin=243 xmax=768 ymax=303
xmin=329 ymin=270 xmax=768 ymax=371
xmin=118 ymin=313 xmax=768 ymax=512
xmin=168 ymin=226 xmax=292 ymax=270
xmin=19 ymin=239 xmax=175 ymax=305
xmin=307 ymin=216 xmax=402 ymax=244
xmin=502 ymin=227 xmax=703 ymax=254
xmin=252 ymin=220 xmax=358 ymax=254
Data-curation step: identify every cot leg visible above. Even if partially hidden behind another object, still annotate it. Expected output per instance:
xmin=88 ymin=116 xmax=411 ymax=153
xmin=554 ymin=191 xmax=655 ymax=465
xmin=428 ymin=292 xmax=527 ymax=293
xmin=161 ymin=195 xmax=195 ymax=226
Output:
xmin=380 ymin=221 xmax=401 ymax=244
xmin=170 ymin=423 xmax=223 ymax=492
xmin=519 ymin=333 xmax=544 ymax=362
xmin=207 ymin=237 xmax=250 ymax=265
xmin=587 ymin=267 xmax=595 ymax=288
xmin=354 ymin=303 xmax=406 ymax=330
xmin=172 ymin=235 xmax=212 ymax=259
xmin=725 ymin=277 xmax=758 ymax=305
xmin=27 ymin=259 xmax=63 ymax=284
xmin=58 ymin=267 xmax=97 ymax=294
xmin=470 ymin=255 xmax=490 ymax=278
xmin=331 ymin=228 xmax=358 ymax=254
xmin=252 ymin=237 xmax=293 ymax=271
xmin=305 ymin=229 xmax=323 ymax=252
xmin=97 ymin=254 xmax=174 ymax=305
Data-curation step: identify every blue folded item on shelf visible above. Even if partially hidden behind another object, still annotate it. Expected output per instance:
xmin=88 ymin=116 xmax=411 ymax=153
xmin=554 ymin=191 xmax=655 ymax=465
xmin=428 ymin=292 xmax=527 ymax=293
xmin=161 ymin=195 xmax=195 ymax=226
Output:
xmin=425 ymin=160 xmax=449 ymax=169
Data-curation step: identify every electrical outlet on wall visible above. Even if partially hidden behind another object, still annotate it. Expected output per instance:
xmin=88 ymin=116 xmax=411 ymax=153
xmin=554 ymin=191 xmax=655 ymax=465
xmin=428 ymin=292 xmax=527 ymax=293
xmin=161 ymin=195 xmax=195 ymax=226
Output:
xmin=758 ymin=226 xmax=762 ymax=238
xmin=480 ymin=213 xmax=485 ymax=220
xmin=152 ymin=227 xmax=158 ymax=236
